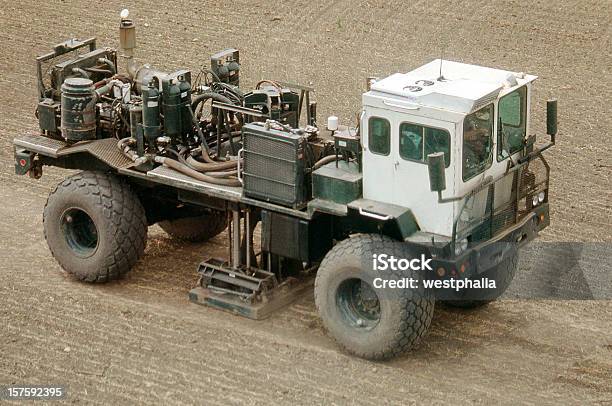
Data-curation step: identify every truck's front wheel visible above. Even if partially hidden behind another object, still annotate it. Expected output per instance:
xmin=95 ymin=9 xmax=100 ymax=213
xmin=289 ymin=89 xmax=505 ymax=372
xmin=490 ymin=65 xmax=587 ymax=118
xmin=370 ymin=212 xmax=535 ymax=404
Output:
xmin=314 ymin=234 xmax=434 ymax=360
xmin=43 ymin=171 xmax=147 ymax=282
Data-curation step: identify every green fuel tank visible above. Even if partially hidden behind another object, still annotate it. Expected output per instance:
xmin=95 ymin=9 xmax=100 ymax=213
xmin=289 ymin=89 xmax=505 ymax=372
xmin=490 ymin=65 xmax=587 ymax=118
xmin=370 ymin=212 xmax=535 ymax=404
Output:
xmin=142 ymin=83 xmax=160 ymax=145
xmin=179 ymin=80 xmax=192 ymax=139
xmin=162 ymin=79 xmax=181 ymax=140
xmin=60 ymin=78 xmax=97 ymax=142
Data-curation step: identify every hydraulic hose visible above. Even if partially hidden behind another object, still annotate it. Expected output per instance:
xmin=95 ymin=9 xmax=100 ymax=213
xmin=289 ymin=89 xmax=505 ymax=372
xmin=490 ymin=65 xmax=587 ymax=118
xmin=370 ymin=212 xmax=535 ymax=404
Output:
xmin=312 ymin=155 xmax=337 ymax=170
xmin=255 ymin=79 xmax=283 ymax=91
xmin=188 ymin=101 xmax=241 ymax=171
xmin=155 ymin=156 xmax=241 ymax=187
xmin=185 ymin=155 xmax=240 ymax=172
xmin=190 ymin=92 xmax=235 ymax=162
xmin=188 ymin=104 xmax=215 ymax=163
xmin=117 ymin=137 xmax=147 ymax=165
xmin=203 ymin=169 xmax=238 ymax=178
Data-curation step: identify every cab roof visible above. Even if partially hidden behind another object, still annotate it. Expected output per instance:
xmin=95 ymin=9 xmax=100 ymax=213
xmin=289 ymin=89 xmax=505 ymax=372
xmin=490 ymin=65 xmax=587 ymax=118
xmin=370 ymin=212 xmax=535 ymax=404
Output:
xmin=367 ymin=59 xmax=537 ymax=114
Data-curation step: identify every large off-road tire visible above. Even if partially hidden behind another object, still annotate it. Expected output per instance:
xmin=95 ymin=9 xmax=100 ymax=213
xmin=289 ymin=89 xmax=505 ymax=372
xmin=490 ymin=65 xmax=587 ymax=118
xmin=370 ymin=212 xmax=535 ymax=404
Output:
xmin=43 ymin=171 xmax=147 ymax=283
xmin=158 ymin=211 xmax=227 ymax=242
xmin=314 ymin=234 xmax=435 ymax=360
xmin=442 ymin=250 xmax=519 ymax=309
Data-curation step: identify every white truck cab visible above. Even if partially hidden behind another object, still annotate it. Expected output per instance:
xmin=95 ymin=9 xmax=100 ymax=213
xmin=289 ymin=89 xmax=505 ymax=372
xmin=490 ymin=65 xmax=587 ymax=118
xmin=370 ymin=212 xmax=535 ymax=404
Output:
xmin=361 ymin=59 xmax=538 ymax=237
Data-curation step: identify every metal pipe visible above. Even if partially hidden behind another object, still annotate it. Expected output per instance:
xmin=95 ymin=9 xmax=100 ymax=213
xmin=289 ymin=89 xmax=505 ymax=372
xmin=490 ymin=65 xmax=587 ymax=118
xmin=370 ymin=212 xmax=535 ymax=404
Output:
xmin=228 ymin=211 xmax=232 ymax=267
xmin=245 ymin=210 xmax=251 ymax=269
xmin=97 ymin=58 xmax=116 ymax=75
xmin=119 ymin=13 xmax=138 ymax=78
xmin=95 ymin=79 xmax=122 ymax=98
xmin=232 ymin=210 xmax=241 ymax=268
xmin=71 ymin=67 xmax=90 ymax=79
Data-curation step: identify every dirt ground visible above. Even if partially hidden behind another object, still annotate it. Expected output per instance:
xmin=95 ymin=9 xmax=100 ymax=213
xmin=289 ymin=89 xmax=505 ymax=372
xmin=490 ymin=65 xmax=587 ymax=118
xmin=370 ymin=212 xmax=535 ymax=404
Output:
xmin=0 ymin=0 xmax=611 ymax=404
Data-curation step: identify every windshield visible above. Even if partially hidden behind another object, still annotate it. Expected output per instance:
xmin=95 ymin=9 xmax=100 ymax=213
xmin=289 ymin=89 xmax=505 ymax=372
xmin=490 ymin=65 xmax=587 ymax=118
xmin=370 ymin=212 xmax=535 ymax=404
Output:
xmin=498 ymin=86 xmax=527 ymax=160
xmin=462 ymin=104 xmax=493 ymax=181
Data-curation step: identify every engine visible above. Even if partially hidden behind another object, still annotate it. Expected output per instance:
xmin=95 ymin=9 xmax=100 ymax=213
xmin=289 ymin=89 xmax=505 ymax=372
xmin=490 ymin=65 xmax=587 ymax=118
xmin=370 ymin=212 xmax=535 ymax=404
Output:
xmin=33 ymin=9 xmax=347 ymax=202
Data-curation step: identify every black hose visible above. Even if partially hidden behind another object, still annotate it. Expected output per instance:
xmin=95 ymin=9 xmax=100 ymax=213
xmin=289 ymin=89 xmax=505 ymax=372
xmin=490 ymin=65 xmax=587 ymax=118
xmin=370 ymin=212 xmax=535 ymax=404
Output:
xmin=190 ymin=93 xmax=235 ymax=160
xmin=188 ymin=105 xmax=215 ymax=162
xmin=191 ymin=92 xmax=233 ymax=114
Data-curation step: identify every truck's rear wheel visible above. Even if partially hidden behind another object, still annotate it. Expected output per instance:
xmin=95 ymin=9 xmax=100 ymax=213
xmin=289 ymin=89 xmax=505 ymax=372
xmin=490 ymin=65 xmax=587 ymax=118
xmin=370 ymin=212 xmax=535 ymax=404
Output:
xmin=158 ymin=211 xmax=227 ymax=242
xmin=314 ymin=234 xmax=434 ymax=360
xmin=43 ymin=171 xmax=147 ymax=283
xmin=442 ymin=250 xmax=519 ymax=309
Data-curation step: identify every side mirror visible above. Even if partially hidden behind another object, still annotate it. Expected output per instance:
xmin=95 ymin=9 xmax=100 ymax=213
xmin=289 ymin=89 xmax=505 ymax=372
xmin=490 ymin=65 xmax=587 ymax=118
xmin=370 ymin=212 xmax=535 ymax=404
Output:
xmin=546 ymin=99 xmax=557 ymax=144
xmin=427 ymin=152 xmax=446 ymax=193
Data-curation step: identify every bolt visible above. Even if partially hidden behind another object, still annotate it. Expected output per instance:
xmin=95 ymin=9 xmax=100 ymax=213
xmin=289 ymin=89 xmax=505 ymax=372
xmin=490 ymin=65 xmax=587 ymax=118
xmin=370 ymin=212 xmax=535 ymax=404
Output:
xmin=356 ymin=319 xmax=364 ymax=327
xmin=65 ymin=215 xmax=73 ymax=223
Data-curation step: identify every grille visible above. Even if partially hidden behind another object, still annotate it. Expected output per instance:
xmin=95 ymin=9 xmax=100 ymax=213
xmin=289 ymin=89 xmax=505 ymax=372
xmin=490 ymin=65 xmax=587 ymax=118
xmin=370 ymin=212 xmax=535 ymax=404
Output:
xmin=464 ymin=180 xmax=518 ymax=242
xmin=456 ymin=154 xmax=550 ymax=245
xmin=242 ymin=124 xmax=307 ymax=208
xmin=517 ymin=155 xmax=549 ymax=219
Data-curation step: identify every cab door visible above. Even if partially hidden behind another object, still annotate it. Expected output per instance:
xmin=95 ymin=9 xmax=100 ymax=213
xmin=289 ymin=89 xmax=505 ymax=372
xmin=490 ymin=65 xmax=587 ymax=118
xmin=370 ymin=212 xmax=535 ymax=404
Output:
xmin=392 ymin=115 xmax=456 ymax=236
xmin=362 ymin=107 xmax=396 ymax=204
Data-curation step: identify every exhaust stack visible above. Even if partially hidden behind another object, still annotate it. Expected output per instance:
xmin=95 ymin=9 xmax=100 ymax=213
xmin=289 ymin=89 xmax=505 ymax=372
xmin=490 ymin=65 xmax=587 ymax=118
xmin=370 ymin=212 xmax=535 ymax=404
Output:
xmin=119 ymin=9 xmax=138 ymax=78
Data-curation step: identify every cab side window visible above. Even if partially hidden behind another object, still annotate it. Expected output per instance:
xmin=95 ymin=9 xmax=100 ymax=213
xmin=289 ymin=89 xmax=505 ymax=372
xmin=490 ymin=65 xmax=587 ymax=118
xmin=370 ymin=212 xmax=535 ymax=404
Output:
xmin=368 ymin=117 xmax=390 ymax=155
xmin=399 ymin=123 xmax=450 ymax=167
xmin=424 ymin=127 xmax=451 ymax=167
xmin=498 ymin=86 xmax=527 ymax=160
xmin=399 ymin=123 xmax=422 ymax=161
xmin=463 ymin=104 xmax=494 ymax=181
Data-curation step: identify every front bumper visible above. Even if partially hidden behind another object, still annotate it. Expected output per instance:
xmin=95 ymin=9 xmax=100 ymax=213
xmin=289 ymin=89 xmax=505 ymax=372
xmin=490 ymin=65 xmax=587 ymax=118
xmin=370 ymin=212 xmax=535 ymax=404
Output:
xmin=431 ymin=203 xmax=549 ymax=280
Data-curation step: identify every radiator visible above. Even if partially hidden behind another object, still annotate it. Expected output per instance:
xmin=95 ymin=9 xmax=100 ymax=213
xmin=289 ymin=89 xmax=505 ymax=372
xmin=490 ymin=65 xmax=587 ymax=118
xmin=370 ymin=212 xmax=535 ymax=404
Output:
xmin=242 ymin=123 xmax=308 ymax=208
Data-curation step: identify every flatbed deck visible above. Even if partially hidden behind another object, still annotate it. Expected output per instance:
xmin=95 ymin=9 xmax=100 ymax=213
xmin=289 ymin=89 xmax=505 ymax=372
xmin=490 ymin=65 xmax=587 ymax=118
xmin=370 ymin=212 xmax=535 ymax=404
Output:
xmin=14 ymin=134 xmax=316 ymax=219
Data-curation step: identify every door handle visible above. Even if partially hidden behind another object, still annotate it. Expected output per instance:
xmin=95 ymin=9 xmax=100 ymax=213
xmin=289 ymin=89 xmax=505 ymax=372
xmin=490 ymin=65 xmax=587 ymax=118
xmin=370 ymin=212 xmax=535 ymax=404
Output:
xmin=359 ymin=208 xmax=391 ymax=221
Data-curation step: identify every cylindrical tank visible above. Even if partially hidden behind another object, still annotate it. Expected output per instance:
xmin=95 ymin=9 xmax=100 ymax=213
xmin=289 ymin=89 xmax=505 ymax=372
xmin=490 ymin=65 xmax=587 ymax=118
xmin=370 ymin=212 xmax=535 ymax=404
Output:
xmin=142 ymin=83 xmax=161 ymax=145
xmin=162 ymin=79 xmax=182 ymax=140
xmin=61 ymin=77 xmax=97 ymax=142
xmin=179 ymin=80 xmax=192 ymax=139
xmin=129 ymin=105 xmax=144 ymax=156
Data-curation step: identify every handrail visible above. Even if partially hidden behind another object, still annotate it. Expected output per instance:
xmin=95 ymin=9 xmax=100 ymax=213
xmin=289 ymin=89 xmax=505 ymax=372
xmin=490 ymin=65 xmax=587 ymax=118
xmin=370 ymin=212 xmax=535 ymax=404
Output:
xmin=450 ymin=152 xmax=550 ymax=252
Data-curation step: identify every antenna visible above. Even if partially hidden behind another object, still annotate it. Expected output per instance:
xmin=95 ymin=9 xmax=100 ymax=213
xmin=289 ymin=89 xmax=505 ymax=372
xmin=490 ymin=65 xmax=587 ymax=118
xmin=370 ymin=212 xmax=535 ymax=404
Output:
xmin=437 ymin=41 xmax=446 ymax=81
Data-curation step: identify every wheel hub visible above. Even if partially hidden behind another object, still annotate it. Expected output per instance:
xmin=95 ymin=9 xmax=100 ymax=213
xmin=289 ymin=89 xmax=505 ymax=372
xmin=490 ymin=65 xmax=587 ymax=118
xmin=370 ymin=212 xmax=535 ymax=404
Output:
xmin=60 ymin=208 xmax=98 ymax=257
xmin=336 ymin=278 xmax=381 ymax=330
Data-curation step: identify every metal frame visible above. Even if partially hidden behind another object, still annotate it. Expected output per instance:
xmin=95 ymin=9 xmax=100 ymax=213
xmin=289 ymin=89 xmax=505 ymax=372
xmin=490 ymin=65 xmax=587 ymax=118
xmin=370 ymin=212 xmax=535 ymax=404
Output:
xmin=451 ymin=152 xmax=550 ymax=253
xmin=36 ymin=37 xmax=97 ymax=99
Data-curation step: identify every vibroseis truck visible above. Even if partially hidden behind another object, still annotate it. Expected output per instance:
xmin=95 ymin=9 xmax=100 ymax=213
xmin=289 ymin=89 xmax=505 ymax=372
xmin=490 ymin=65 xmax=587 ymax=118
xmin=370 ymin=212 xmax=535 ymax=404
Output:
xmin=13 ymin=10 xmax=556 ymax=360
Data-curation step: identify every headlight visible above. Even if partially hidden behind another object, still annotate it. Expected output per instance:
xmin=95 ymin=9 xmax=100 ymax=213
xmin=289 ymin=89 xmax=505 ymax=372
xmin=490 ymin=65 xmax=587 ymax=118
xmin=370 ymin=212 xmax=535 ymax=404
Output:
xmin=538 ymin=191 xmax=545 ymax=203
xmin=455 ymin=238 xmax=468 ymax=256
xmin=532 ymin=195 xmax=539 ymax=207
